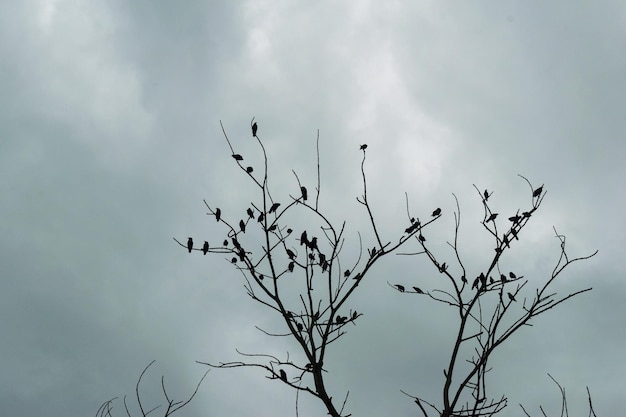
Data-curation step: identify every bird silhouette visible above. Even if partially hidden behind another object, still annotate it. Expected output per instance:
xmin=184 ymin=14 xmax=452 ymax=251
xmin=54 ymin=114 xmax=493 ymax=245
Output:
xmin=300 ymin=230 xmax=308 ymax=246
xmin=300 ymin=186 xmax=308 ymax=201
xmin=232 ymin=154 xmax=243 ymax=161
xmin=484 ymin=189 xmax=489 ymax=201
xmin=487 ymin=213 xmax=498 ymax=222
xmin=413 ymin=286 xmax=424 ymax=294
xmin=202 ymin=241 xmax=209 ymax=255
xmin=279 ymin=369 xmax=287 ymax=382
xmin=336 ymin=316 xmax=346 ymax=324
xmin=223 ymin=239 xmax=228 ymax=246
xmin=344 ymin=270 xmax=350 ymax=277
xmin=352 ymin=311 xmax=358 ymax=320
xmin=507 ymin=292 xmax=516 ymax=302
xmin=269 ymin=203 xmax=280 ymax=213
xmin=215 ymin=208 xmax=221 ymax=222
xmin=418 ymin=234 xmax=426 ymax=242
xmin=360 ymin=144 xmax=368 ymax=150
xmin=239 ymin=220 xmax=246 ymax=232
xmin=257 ymin=213 xmax=265 ymax=223
xmin=247 ymin=208 xmax=254 ymax=218
xmin=432 ymin=208 xmax=441 ymax=216
xmin=509 ymin=271 xmax=516 ymax=279
xmin=267 ymin=224 xmax=277 ymax=232
xmin=286 ymin=249 xmax=295 ymax=259
xmin=461 ymin=275 xmax=467 ymax=283
xmin=472 ymin=277 xmax=479 ymax=290
xmin=231 ymin=257 xmax=237 ymax=263
xmin=252 ymin=122 xmax=258 ymax=137
xmin=286 ymin=228 xmax=293 ymax=234
xmin=187 ymin=237 xmax=193 ymax=253
xmin=308 ymin=237 xmax=318 ymax=250
xmin=288 ymin=262 xmax=294 ymax=272
xmin=533 ymin=185 xmax=543 ymax=198
xmin=296 ymin=322 xmax=303 ymax=331
xmin=246 ymin=166 xmax=253 ymax=173
xmin=500 ymin=274 xmax=507 ymax=283
xmin=395 ymin=284 xmax=405 ymax=292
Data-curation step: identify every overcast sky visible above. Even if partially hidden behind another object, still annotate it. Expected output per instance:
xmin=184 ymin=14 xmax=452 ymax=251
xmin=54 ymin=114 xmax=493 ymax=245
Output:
xmin=1 ymin=1 xmax=624 ymax=416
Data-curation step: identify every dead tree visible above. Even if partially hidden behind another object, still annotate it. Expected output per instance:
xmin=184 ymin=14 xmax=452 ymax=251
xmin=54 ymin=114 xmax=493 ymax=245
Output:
xmin=96 ymin=361 xmax=208 ymax=417
xmin=177 ymin=120 xmax=596 ymax=417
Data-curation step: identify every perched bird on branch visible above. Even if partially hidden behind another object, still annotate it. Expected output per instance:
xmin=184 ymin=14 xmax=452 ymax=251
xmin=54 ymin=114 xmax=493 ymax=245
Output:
xmin=202 ymin=241 xmax=209 ymax=255
xmin=484 ymin=189 xmax=490 ymax=201
xmin=509 ymin=272 xmax=517 ymax=279
xmin=344 ymin=269 xmax=350 ymax=277
xmin=533 ymin=185 xmax=543 ymax=198
xmin=359 ymin=144 xmax=368 ymax=150
xmin=500 ymin=274 xmax=507 ymax=283
xmin=247 ymin=208 xmax=254 ymax=219
xmin=252 ymin=122 xmax=258 ymax=137
xmin=286 ymin=249 xmax=295 ymax=259
xmin=395 ymin=284 xmax=405 ymax=292
xmin=487 ymin=213 xmax=498 ymax=222
xmin=232 ymin=154 xmax=243 ymax=161
xmin=215 ymin=208 xmax=221 ymax=222
xmin=239 ymin=219 xmax=246 ymax=232
xmin=300 ymin=230 xmax=308 ymax=246
xmin=223 ymin=239 xmax=228 ymax=246
xmin=269 ymin=202 xmax=280 ymax=213
xmin=279 ymin=369 xmax=287 ymax=382
xmin=308 ymin=237 xmax=318 ymax=250
xmin=288 ymin=262 xmax=294 ymax=272
xmin=246 ymin=166 xmax=253 ymax=173
xmin=257 ymin=213 xmax=265 ymax=223
xmin=432 ymin=208 xmax=441 ymax=216
xmin=187 ymin=237 xmax=193 ymax=253
xmin=301 ymin=186 xmax=308 ymax=201
xmin=413 ymin=286 xmax=424 ymax=294
xmin=418 ymin=234 xmax=426 ymax=242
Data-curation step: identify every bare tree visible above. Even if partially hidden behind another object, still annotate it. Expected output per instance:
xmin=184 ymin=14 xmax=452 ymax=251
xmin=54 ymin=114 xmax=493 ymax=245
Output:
xmin=174 ymin=120 xmax=597 ymax=417
xmin=96 ymin=361 xmax=208 ymax=417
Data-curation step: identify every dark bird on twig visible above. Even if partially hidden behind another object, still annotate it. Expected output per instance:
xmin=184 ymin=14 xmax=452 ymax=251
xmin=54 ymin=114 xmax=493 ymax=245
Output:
xmin=500 ymin=274 xmax=507 ymax=283
xmin=487 ymin=213 xmax=498 ymax=222
xmin=352 ymin=311 xmax=358 ymax=320
xmin=472 ymin=277 xmax=479 ymax=290
xmin=489 ymin=276 xmax=495 ymax=284
xmin=461 ymin=275 xmax=467 ymax=283
xmin=418 ymin=234 xmax=426 ymax=242
xmin=509 ymin=272 xmax=516 ymax=279
xmin=231 ymin=257 xmax=237 ymax=263
xmin=522 ymin=211 xmax=531 ymax=218
xmin=215 ymin=208 xmax=221 ymax=222
xmin=413 ymin=286 xmax=424 ymax=294
xmin=432 ymin=208 xmax=442 ymax=216
xmin=438 ymin=262 xmax=447 ymax=273
xmin=484 ymin=189 xmax=489 ymax=201
xmin=288 ymin=262 xmax=294 ymax=272
xmin=508 ymin=292 xmax=516 ymax=302
xmin=286 ymin=249 xmax=295 ymax=259
xmin=395 ymin=284 xmax=405 ymax=292
xmin=300 ymin=186 xmax=308 ymax=201
xmin=287 ymin=228 xmax=292 ymax=234
xmin=246 ymin=166 xmax=253 ymax=173
xmin=257 ymin=213 xmax=265 ymax=223
xmin=187 ymin=237 xmax=193 ymax=253
xmin=239 ymin=219 xmax=246 ymax=232
xmin=223 ymin=239 xmax=228 ymax=246
xmin=247 ymin=208 xmax=254 ymax=218
xmin=479 ymin=272 xmax=486 ymax=287
xmin=533 ymin=185 xmax=543 ymax=198
xmin=252 ymin=122 xmax=258 ymax=137
xmin=269 ymin=202 xmax=280 ymax=213
xmin=202 ymin=241 xmax=209 ymax=255
xmin=344 ymin=270 xmax=350 ymax=277
xmin=508 ymin=215 xmax=520 ymax=224
xmin=279 ymin=369 xmax=287 ymax=382
xmin=232 ymin=154 xmax=243 ymax=161
xmin=268 ymin=224 xmax=277 ymax=232
xmin=300 ymin=230 xmax=308 ymax=246
xmin=360 ymin=144 xmax=368 ymax=150
xmin=336 ymin=316 xmax=346 ymax=324
xmin=309 ymin=237 xmax=318 ymax=250
xmin=296 ymin=322 xmax=303 ymax=331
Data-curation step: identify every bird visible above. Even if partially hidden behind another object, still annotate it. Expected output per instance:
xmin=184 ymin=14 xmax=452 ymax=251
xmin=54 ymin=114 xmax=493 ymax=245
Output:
xmin=288 ymin=262 xmax=294 ymax=272
xmin=232 ymin=154 xmax=243 ymax=161
xmin=461 ymin=275 xmax=467 ymax=283
xmin=418 ymin=234 xmax=426 ymax=242
xmin=215 ymin=208 xmax=221 ymax=222
xmin=352 ymin=311 xmax=358 ymax=320
xmin=308 ymin=237 xmax=318 ymax=250
xmin=344 ymin=270 xmax=350 ymax=277
xmin=360 ymin=144 xmax=368 ymax=150
xmin=246 ymin=166 xmax=253 ymax=173
xmin=223 ymin=239 xmax=228 ymax=246
xmin=247 ymin=208 xmax=254 ymax=218
xmin=202 ymin=241 xmax=209 ymax=255
xmin=279 ymin=369 xmax=287 ymax=382
xmin=472 ymin=277 xmax=479 ymax=290
xmin=395 ymin=284 xmax=405 ymax=292
xmin=239 ymin=219 xmax=246 ymax=232
xmin=257 ymin=213 xmax=265 ymax=223
xmin=484 ymin=189 xmax=489 ymax=201
xmin=300 ymin=230 xmax=308 ymax=246
xmin=336 ymin=316 xmax=346 ymax=324
xmin=507 ymin=292 xmax=516 ymax=302
xmin=187 ymin=237 xmax=193 ymax=253
xmin=269 ymin=202 xmax=280 ymax=213
xmin=231 ymin=257 xmax=237 ymax=263
xmin=413 ymin=286 xmax=424 ymax=294
xmin=432 ymin=208 xmax=441 ymax=216
xmin=500 ymin=274 xmax=507 ymax=283
xmin=252 ymin=122 xmax=258 ymax=137
xmin=286 ymin=228 xmax=293 ymax=234
xmin=300 ymin=186 xmax=308 ymax=201
xmin=487 ymin=213 xmax=498 ymax=222
xmin=267 ymin=224 xmax=277 ymax=232
xmin=286 ymin=249 xmax=295 ymax=259
xmin=533 ymin=185 xmax=543 ymax=198
xmin=296 ymin=322 xmax=303 ymax=331
xmin=509 ymin=271 xmax=516 ymax=279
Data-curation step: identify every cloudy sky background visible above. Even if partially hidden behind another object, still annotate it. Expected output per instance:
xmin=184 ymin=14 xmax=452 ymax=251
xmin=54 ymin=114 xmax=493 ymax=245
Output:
xmin=1 ymin=1 xmax=624 ymax=416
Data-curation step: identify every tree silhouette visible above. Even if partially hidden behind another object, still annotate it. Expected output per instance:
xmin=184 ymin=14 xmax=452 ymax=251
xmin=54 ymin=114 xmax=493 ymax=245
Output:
xmin=172 ymin=120 xmax=598 ymax=417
